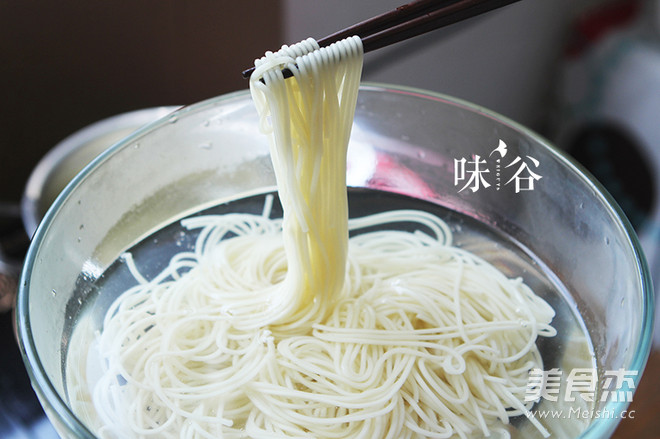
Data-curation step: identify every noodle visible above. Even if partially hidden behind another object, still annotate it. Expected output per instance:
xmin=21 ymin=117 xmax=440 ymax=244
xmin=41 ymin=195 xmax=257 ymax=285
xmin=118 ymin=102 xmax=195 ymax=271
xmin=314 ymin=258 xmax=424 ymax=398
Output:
xmin=80 ymin=37 xmax=556 ymax=439
xmin=249 ymin=35 xmax=363 ymax=332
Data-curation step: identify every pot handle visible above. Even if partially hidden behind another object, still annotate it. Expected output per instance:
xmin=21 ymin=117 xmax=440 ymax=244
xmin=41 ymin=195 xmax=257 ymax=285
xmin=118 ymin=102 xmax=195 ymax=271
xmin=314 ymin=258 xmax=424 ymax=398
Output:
xmin=0 ymin=202 xmax=28 ymax=313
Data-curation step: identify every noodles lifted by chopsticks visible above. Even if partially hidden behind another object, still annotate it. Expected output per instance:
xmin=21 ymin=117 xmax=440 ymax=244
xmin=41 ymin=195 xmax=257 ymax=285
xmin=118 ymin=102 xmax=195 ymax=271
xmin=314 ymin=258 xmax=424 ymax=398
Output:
xmin=248 ymin=35 xmax=363 ymax=332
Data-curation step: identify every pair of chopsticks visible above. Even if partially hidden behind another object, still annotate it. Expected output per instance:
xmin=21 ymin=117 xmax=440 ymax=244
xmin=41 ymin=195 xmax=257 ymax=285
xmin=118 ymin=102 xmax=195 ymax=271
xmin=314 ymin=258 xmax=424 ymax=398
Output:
xmin=242 ymin=0 xmax=522 ymax=79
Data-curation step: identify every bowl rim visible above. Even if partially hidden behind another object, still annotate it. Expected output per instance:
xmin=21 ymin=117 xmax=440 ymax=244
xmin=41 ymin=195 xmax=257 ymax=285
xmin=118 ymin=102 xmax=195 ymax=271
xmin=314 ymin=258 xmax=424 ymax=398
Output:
xmin=15 ymin=83 xmax=655 ymax=438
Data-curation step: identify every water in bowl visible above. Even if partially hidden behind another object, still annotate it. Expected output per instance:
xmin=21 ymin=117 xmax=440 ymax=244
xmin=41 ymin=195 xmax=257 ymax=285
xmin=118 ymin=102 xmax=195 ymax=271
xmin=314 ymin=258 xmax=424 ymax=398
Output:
xmin=62 ymin=188 xmax=596 ymax=438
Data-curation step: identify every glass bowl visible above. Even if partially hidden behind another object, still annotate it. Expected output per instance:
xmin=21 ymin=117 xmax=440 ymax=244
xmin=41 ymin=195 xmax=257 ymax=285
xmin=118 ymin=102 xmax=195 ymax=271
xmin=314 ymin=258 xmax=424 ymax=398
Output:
xmin=16 ymin=84 xmax=654 ymax=438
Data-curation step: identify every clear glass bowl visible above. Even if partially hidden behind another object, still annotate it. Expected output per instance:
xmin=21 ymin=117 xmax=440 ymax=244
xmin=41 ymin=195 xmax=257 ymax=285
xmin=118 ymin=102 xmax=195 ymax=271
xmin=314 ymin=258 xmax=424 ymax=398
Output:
xmin=16 ymin=84 xmax=654 ymax=438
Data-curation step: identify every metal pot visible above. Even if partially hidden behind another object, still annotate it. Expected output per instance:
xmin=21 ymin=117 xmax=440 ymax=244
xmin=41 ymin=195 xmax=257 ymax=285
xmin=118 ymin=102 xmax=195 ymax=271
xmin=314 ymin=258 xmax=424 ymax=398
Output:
xmin=21 ymin=106 xmax=180 ymax=237
xmin=0 ymin=106 xmax=179 ymax=313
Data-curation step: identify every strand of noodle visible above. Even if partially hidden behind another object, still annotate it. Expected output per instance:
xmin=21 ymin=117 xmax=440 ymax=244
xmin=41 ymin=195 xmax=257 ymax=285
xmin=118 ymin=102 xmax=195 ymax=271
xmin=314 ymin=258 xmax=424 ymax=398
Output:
xmin=313 ymin=320 xmax=548 ymax=339
xmin=348 ymin=209 xmax=453 ymax=245
xmin=498 ymin=383 xmax=551 ymax=438
xmin=121 ymin=252 xmax=149 ymax=285
xmin=261 ymin=193 xmax=274 ymax=218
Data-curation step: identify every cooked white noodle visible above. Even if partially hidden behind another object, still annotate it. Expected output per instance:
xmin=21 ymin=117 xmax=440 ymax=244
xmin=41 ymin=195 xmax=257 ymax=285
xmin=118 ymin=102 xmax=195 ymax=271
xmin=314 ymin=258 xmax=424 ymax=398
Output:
xmin=81 ymin=37 xmax=556 ymax=439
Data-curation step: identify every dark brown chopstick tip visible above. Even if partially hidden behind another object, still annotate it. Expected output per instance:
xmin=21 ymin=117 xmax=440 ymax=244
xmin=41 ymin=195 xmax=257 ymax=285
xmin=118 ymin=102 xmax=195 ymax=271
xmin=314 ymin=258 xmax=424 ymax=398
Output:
xmin=242 ymin=67 xmax=255 ymax=79
xmin=243 ymin=66 xmax=295 ymax=82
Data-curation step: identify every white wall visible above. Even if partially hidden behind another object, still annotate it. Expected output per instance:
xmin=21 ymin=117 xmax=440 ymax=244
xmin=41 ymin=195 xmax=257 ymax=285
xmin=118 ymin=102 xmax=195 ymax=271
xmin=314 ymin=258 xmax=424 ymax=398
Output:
xmin=283 ymin=0 xmax=608 ymax=132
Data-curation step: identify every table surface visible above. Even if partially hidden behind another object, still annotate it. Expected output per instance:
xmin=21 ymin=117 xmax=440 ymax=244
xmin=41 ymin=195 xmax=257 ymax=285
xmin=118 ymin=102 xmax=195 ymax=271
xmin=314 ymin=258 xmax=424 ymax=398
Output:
xmin=611 ymin=347 xmax=660 ymax=438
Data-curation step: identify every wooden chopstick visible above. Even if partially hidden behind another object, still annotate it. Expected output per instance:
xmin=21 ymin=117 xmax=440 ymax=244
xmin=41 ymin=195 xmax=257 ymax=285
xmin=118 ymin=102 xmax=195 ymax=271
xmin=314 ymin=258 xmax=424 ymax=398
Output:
xmin=242 ymin=0 xmax=521 ymax=79
xmin=316 ymin=0 xmax=456 ymax=48
xmin=361 ymin=0 xmax=521 ymax=52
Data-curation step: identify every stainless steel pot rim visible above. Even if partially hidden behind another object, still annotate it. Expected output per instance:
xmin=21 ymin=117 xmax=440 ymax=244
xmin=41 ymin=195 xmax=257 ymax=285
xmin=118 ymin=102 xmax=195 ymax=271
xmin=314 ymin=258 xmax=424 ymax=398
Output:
xmin=21 ymin=106 xmax=181 ymax=237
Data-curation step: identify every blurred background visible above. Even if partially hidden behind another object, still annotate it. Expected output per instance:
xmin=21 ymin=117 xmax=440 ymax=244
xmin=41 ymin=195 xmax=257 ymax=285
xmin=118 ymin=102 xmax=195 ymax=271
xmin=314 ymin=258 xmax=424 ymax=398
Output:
xmin=1 ymin=0 xmax=658 ymax=437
